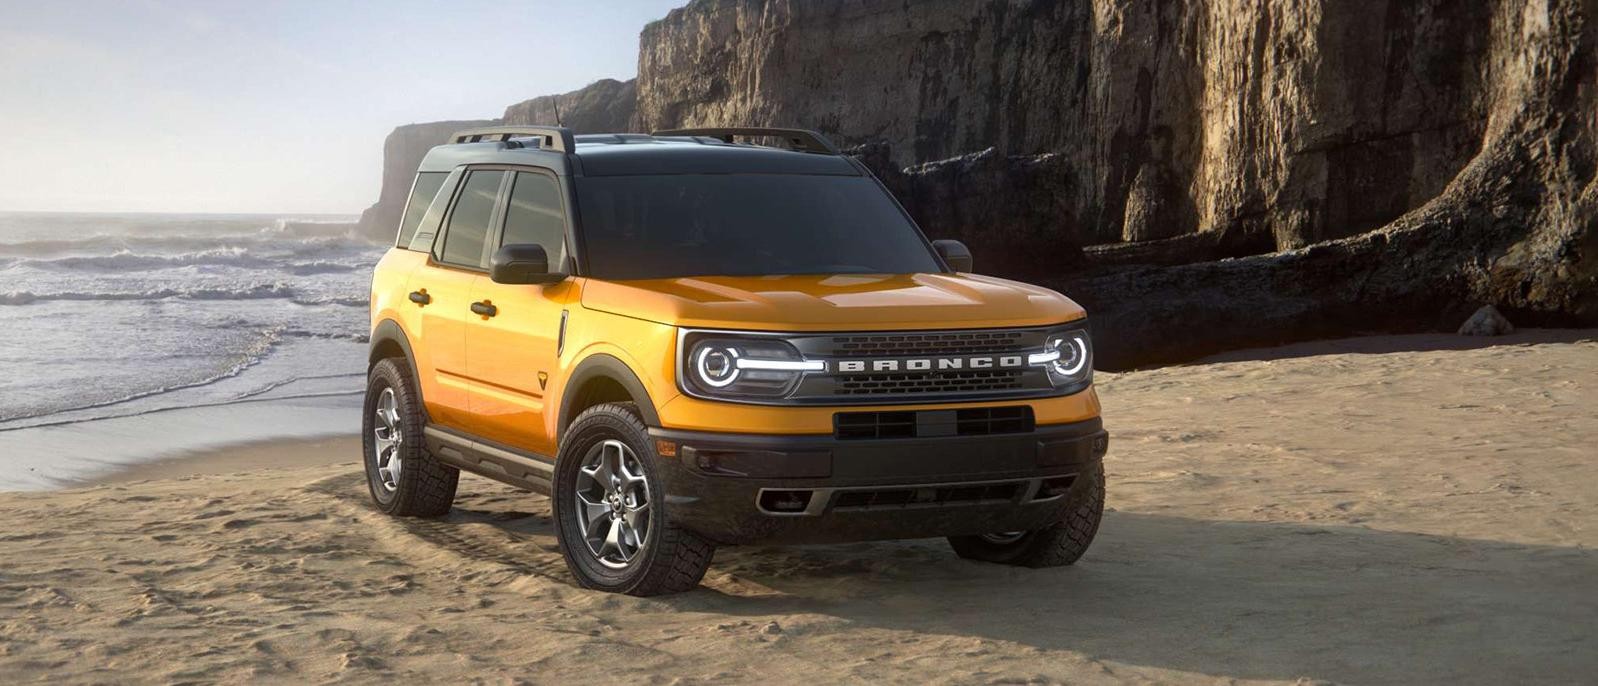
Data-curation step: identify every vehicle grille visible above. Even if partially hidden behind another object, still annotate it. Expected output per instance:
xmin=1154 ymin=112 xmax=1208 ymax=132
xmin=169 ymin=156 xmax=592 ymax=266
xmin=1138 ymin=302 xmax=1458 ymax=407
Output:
xmin=954 ymin=406 xmax=1035 ymax=435
xmin=831 ymin=482 xmax=1022 ymax=511
xmin=835 ymin=370 xmax=1025 ymax=396
xmin=829 ymin=331 xmax=1026 ymax=357
xmin=781 ymin=325 xmax=1071 ymax=404
xmin=835 ymin=411 xmax=917 ymax=440
xmin=834 ymin=406 xmax=1035 ymax=440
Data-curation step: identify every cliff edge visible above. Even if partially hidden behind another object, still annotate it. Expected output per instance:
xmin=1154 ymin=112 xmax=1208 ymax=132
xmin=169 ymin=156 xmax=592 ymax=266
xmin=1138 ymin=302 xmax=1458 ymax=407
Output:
xmin=358 ymin=0 xmax=1594 ymax=366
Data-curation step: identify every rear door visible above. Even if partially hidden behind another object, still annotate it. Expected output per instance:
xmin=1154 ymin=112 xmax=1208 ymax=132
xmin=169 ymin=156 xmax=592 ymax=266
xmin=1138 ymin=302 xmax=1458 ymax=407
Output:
xmin=408 ymin=168 xmax=506 ymax=428
xmin=461 ymin=169 xmax=577 ymax=456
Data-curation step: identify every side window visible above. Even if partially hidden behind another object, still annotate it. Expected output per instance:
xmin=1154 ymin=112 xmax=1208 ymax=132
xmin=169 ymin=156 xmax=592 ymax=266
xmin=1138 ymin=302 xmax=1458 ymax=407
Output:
xmin=501 ymin=171 xmax=568 ymax=269
xmin=436 ymin=170 xmax=505 ymax=268
xmin=397 ymin=172 xmax=448 ymax=249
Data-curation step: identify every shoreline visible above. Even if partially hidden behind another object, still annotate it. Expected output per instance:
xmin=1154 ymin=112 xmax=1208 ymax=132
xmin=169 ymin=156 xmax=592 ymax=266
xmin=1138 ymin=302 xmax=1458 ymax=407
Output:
xmin=84 ymin=435 xmax=360 ymax=487
xmin=0 ymin=392 xmax=361 ymax=491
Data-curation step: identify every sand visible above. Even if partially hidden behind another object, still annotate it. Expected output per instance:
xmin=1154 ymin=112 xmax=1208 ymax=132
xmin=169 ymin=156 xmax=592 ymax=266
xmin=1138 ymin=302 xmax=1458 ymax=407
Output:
xmin=1 ymin=330 xmax=1593 ymax=684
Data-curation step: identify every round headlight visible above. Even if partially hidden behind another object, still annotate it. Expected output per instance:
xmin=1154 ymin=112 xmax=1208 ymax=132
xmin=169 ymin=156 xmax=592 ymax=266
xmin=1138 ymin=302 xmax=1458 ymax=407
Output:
xmin=1052 ymin=335 xmax=1088 ymax=376
xmin=694 ymin=346 xmax=740 ymax=387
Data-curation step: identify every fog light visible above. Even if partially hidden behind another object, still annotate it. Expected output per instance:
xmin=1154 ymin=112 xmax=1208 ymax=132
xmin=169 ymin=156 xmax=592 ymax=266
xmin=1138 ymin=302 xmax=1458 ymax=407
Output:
xmin=759 ymin=490 xmax=813 ymax=514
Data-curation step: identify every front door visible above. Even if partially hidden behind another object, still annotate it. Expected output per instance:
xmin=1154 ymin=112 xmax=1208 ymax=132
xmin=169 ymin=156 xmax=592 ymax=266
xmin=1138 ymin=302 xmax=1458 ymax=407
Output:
xmin=462 ymin=169 xmax=576 ymax=456
xmin=411 ymin=168 xmax=505 ymax=428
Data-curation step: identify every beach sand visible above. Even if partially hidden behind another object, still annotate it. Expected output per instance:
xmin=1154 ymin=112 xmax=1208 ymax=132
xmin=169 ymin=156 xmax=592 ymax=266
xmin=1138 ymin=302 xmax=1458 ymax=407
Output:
xmin=2 ymin=330 xmax=1594 ymax=684
xmin=84 ymin=436 xmax=360 ymax=487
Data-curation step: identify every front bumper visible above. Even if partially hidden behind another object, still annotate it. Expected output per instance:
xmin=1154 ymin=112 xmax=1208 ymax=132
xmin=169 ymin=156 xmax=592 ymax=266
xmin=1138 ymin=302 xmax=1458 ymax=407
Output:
xmin=648 ymin=418 xmax=1108 ymax=545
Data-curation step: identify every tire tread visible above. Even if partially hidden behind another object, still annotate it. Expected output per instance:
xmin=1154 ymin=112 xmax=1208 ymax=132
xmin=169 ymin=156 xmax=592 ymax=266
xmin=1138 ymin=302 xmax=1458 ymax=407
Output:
xmin=948 ymin=463 xmax=1104 ymax=567
xmin=555 ymin=402 xmax=714 ymax=596
xmin=366 ymin=358 xmax=459 ymax=517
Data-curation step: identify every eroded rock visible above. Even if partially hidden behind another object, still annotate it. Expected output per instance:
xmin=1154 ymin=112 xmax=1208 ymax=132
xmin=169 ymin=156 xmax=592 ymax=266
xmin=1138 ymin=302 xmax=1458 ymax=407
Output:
xmin=1458 ymin=306 xmax=1515 ymax=337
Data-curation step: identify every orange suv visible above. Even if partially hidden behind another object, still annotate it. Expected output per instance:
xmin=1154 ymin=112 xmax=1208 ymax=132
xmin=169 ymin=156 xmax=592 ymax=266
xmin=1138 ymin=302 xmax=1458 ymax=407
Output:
xmin=365 ymin=126 xmax=1108 ymax=595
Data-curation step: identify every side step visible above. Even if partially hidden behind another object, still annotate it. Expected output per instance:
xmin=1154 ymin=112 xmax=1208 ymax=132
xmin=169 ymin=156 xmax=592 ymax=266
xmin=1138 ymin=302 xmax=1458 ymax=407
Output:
xmin=423 ymin=425 xmax=555 ymax=495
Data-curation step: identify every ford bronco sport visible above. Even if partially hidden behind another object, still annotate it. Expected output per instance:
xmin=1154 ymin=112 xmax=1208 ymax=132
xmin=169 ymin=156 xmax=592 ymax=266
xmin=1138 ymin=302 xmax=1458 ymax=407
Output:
xmin=365 ymin=126 xmax=1108 ymax=596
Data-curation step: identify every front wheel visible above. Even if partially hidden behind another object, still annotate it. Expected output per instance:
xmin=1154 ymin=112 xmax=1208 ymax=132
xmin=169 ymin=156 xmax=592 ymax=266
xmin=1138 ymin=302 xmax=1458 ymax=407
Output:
xmin=553 ymin=402 xmax=714 ymax=596
xmin=948 ymin=464 xmax=1104 ymax=567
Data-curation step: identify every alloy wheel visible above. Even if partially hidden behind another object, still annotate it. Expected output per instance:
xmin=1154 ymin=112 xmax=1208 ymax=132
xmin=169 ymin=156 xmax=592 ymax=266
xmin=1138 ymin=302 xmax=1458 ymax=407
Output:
xmin=980 ymin=531 xmax=1027 ymax=545
xmin=574 ymin=439 xmax=652 ymax=569
xmin=371 ymin=387 xmax=403 ymax=492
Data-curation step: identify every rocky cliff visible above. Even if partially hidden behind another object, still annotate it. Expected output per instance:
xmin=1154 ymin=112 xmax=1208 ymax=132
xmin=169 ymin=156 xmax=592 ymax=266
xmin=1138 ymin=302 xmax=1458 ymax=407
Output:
xmin=1062 ymin=0 xmax=1598 ymax=366
xmin=637 ymin=0 xmax=1596 ymax=365
xmin=356 ymin=80 xmax=636 ymax=241
xmin=635 ymin=0 xmax=1513 ymax=262
xmin=360 ymin=0 xmax=1594 ymax=365
xmin=357 ymin=119 xmax=497 ymax=242
xmin=502 ymin=79 xmax=638 ymax=132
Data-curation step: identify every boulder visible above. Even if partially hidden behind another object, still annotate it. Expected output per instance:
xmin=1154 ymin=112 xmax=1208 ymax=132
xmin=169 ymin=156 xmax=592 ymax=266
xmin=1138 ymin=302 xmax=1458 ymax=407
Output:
xmin=1458 ymin=306 xmax=1515 ymax=337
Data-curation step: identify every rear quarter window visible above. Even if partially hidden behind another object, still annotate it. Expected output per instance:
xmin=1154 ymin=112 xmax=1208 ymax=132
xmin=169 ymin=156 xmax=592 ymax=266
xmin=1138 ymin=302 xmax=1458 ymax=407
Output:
xmin=397 ymin=172 xmax=449 ymax=250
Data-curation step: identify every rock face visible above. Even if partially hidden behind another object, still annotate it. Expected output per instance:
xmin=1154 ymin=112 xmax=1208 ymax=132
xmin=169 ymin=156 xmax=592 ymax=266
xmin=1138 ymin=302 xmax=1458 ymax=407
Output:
xmin=637 ymin=0 xmax=1596 ymax=365
xmin=502 ymin=79 xmax=638 ymax=132
xmin=1052 ymin=0 xmax=1596 ymax=367
xmin=359 ymin=81 xmax=638 ymax=241
xmin=636 ymin=0 xmax=1503 ymax=252
xmin=357 ymin=120 xmax=497 ymax=242
xmin=358 ymin=0 xmax=1594 ymax=365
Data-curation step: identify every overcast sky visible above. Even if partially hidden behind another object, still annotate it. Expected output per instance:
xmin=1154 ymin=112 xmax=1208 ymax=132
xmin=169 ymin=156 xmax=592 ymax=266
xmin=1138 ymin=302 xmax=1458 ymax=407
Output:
xmin=0 ymin=0 xmax=684 ymax=215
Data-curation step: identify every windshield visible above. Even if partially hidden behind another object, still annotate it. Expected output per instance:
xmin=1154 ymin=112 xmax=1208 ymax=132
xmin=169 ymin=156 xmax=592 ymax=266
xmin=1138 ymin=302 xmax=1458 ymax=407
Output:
xmin=574 ymin=174 xmax=944 ymax=280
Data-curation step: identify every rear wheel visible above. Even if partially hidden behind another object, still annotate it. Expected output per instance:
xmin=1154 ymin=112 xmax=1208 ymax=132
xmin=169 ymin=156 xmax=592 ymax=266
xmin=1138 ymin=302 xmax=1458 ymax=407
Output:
xmin=362 ymin=358 xmax=459 ymax=516
xmin=948 ymin=464 xmax=1104 ymax=567
xmin=553 ymin=402 xmax=714 ymax=596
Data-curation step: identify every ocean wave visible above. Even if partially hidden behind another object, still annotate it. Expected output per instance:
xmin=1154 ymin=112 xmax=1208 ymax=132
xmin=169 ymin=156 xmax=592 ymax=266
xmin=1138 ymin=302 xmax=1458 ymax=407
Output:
xmin=18 ymin=248 xmax=276 ymax=272
xmin=288 ymin=295 xmax=368 ymax=308
xmin=263 ymin=218 xmax=363 ymax=238
xmin=0 ymin=283 xmax=298 ymax=306
xmin=286 ymin=260 xmax=365 ymax=275
xmin=0 ymin=327 xmax=285 ymax=425
xmin=283 ymin=329 xmax=370 ymax=343
xmin=7 ymin=248 xmax=370 ymax=277
xmin=0 ymin=232 xmax=378 ymax=258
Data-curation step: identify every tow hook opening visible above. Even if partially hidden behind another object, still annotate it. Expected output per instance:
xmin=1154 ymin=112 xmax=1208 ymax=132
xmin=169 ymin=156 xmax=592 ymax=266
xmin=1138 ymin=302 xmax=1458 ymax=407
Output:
xmin=759 ymin=489 xmax=814 ymax=514
xmin=1035 ymin=475 xmax=1078 ymax=500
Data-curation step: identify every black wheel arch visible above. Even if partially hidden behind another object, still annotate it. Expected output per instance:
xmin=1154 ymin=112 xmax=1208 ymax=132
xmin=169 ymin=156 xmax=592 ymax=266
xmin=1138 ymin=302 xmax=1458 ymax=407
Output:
xmin=559 ymin=353 xmax=661 ymax=443
xmin=369 ymin=320 xmax=427 ymax=417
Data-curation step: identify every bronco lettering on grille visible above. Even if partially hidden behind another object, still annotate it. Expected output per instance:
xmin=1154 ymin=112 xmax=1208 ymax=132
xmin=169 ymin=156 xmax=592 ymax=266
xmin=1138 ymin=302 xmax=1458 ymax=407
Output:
xmin=835 ymin=355 xmax=1026 ymax=373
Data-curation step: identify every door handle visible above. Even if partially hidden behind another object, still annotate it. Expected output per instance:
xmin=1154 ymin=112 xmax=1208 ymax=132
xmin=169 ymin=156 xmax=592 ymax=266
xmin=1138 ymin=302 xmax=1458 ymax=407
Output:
xmin=470 ymin=301 xmax=497 ymax=317
xmin=408 ymin=290 xmax=431 ymax=306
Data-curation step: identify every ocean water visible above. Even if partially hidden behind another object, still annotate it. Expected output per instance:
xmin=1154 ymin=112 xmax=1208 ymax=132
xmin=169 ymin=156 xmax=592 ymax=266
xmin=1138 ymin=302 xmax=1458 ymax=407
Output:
xmin=0 ymin=212 xmax=384 ymax=488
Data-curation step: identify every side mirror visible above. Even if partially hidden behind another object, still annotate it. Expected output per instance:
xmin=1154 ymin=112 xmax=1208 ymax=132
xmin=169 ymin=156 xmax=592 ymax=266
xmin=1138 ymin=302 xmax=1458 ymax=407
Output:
xmin=933 ymin=239 xmax=973 ymax=273
xmin=489 ymin=244 xmax=566 ymax=285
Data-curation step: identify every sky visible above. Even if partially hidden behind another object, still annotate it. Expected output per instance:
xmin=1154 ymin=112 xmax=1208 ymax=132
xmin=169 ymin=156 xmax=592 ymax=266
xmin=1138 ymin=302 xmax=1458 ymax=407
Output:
xmin=0 ymin=0 xmax=685 ymax=215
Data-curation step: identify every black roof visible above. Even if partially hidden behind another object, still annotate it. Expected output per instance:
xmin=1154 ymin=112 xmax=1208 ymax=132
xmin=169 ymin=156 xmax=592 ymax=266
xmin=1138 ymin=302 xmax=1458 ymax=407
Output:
xmin=570 ymin=135 xmax=861 ymax=177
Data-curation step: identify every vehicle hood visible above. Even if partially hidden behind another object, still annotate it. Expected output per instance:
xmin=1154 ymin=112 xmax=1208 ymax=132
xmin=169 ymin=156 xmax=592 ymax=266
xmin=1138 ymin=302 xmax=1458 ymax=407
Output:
xmin=580 ymin=273 xmax=1085 ymax=331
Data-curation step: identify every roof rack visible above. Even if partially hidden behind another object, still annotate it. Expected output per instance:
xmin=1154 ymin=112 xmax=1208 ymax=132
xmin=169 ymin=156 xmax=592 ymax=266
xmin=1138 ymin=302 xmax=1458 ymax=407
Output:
xmin=450 ymin=125 xmax=575 ymax=153
xmin=651 ymin=127 xmax=840 ymax=155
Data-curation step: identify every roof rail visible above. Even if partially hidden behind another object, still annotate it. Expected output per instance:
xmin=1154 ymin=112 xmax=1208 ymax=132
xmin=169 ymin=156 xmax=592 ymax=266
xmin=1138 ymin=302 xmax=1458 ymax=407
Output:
xmin=450 ymin=125 xmax=575 ymax=153
xmin=651 ymin=127 xmax=840 ymax=155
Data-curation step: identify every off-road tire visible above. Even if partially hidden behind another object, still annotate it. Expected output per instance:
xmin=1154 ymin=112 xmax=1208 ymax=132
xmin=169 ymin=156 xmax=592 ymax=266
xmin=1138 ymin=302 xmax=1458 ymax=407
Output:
xmin=363 ymin=358 xmax=459 ymax=516
xmin=947 ymin=463 xmax=1104 ymax=567
xmin=553 ymin=402 xmax=715 ymax=596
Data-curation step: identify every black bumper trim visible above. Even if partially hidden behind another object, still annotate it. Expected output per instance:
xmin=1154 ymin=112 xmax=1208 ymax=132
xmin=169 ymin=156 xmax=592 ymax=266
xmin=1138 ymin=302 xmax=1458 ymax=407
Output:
xmin=650 ymin=417 xmax=1105 ymax=482
xmin=646 ymin=417 xmax=1108 ymax=544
